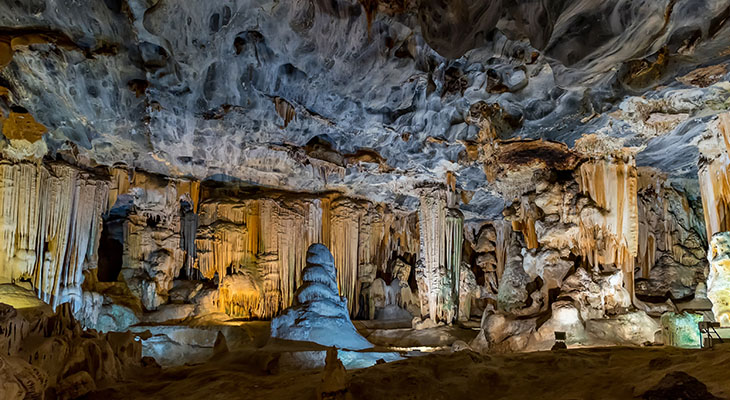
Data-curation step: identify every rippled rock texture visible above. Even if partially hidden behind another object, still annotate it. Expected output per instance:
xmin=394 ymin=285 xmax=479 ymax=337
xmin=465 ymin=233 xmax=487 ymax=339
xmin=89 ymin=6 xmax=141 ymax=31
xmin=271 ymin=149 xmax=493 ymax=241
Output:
xmin=1 ymin=1 xmax=730 ymax=217
xmin=1 ymin=0 xmax=730 ymax=369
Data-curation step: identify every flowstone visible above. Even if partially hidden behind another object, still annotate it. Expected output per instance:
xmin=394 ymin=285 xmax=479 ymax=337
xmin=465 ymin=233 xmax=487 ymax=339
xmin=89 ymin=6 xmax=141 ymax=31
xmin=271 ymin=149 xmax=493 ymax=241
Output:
xmin=708 ymin=232 xmax=730 ymax=326
xmin=270 ymin=244 xmax=373 ymax=350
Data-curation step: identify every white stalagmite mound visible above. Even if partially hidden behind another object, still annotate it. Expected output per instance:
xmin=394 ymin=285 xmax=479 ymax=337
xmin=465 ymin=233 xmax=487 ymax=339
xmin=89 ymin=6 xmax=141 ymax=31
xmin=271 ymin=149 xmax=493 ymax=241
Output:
xmin=270 ymin=243 xmax=373 ymax=350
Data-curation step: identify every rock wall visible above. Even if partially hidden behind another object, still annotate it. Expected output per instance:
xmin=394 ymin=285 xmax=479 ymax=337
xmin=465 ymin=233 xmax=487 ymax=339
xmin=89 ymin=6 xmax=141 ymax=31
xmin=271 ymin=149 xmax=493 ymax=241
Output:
xmin=635 ymin=169 xmax=708 ymax=302
xmin=0 ymin=146 xmax=711 ymax=351
xmin=470 ymin=139 xmax=707 ymax=352
xmin=0 ymin=158 xmax=424 ymax=325
xmin=708 ymin=232 xmax=730 ymax=326
xmin=0 ymin=161 xmax=108 ymax=310
xmin=0 ymin=286 xmax=141 ymax=399
xmin=194 ymin=188 xmax=419 ymax=320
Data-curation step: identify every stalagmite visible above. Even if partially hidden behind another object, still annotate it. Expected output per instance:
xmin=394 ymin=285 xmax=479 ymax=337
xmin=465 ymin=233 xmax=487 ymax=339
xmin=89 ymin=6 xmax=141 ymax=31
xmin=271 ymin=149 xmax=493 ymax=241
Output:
xmin=270 ymin=243 xmax=373 ymax=350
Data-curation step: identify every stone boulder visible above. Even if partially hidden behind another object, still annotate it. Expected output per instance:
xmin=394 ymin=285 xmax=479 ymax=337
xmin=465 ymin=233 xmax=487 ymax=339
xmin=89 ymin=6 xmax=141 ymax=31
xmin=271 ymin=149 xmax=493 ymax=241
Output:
xmin=270 ymin=244 xmax=373 ymax=350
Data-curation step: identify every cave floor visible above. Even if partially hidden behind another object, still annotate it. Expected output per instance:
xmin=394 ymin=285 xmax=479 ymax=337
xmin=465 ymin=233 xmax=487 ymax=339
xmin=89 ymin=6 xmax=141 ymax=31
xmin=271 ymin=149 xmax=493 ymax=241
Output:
xmin=89 ymin=342 xmax=730 ymax=400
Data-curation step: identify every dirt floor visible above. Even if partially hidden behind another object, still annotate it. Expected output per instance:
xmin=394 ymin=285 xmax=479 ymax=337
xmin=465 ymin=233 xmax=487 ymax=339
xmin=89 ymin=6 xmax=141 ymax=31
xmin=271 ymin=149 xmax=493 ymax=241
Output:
xmin=89 ymin=342 xmax=730 ymax=400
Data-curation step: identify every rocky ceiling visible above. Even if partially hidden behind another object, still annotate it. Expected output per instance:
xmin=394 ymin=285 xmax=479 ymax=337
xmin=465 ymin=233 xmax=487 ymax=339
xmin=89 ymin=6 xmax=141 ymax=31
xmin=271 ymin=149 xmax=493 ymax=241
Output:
xmin=1 ymin=0 xmax=730 ymax=219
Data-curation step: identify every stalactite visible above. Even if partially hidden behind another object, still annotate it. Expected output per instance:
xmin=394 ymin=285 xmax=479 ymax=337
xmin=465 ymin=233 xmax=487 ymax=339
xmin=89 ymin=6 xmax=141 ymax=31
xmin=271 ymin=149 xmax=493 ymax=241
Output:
xmin=444 ymin=208 xmax=463 ymax=321
xmin=511 ymin=196 xmax=539 ymax=249
xmin=493 ymin=220 xmax=512 ymax=281
xmin=698 ymin=113 xmax=730 ymax=239
xmin=418 ymin=191 xmax=446 ymax=321
xmin=0 ymin=162 xmax=108 ymax=309
xmin=417 ymin=189 xmax=463 ymax=323
xmin=180 ymin=198 xmax=198 ymax=278
xmin=218 ymin=272 xmax=262 ymax=319
xmin=107 ymin=167 xmax=131 ymax=210
xmin=195 ymin=201 xmax=252 ymax=280
xmin=194 ymin=190 xmax=416 ymax=319
xmin=578 ymin=155 xmax=639 ymax=299
xmin=329 ymin=197 xmax=362 ymax=314
xmin=699 ymin=155 xmax=730 ymax=239
xmin=636 ymin=169 xmax=677 ymax=279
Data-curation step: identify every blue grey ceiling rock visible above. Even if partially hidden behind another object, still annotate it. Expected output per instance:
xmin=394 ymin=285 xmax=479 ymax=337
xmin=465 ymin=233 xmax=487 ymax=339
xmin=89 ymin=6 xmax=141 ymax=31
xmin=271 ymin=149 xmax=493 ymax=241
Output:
xmin=1 ymin=0 xmax=730 ymax=219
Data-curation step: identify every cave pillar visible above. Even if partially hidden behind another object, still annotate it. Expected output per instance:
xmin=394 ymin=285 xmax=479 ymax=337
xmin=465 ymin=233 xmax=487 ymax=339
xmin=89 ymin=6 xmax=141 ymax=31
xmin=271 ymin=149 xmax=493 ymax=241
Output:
xmin=417 ymin=188 xmax=463 ymax=323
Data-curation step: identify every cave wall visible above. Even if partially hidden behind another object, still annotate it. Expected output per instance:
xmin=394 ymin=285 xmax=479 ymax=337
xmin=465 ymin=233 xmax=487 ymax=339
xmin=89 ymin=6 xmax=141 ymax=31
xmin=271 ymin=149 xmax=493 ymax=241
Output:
xmin=0 ymin=161 xmax=108 ymax=311
xmin=193 ymin=189 xmax=419 ymax=320
xmin=101 ymin=167 xmax=424 ymax=322
xmin=469 ymin=138 xmax=709 ymax=352
xmin=0 ymin=138 xmax=714 ymax=344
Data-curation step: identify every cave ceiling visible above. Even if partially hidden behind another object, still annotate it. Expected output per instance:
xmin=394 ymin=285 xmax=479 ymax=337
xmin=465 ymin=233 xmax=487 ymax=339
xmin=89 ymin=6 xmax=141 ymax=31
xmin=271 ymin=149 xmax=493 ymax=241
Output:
xmin=1 ymin=0 xmax=730 ymax=219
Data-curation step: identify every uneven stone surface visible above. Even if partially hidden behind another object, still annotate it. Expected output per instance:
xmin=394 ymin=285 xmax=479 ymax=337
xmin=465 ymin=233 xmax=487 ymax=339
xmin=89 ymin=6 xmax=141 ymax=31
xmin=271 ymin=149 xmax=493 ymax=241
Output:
xmin=1 ymin=2 xmax=730 ymax=395
xmin=0 ymin=1 xmax=729 ymax=218
xmin=642 ymin=371 xmax=720 ymax=400
xmin=88 ymin=344 xmax=730 ymax=400
xmin=0 ymin=298 xmax=141 ymax=399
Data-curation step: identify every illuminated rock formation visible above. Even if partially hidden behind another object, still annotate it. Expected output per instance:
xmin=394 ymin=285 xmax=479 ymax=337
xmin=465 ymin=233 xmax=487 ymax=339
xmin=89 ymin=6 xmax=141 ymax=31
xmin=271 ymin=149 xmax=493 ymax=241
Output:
xmin=708 ymin=232 xmax=730 ymax=326
xmin=416 ymin=189 xmax=464 ymax=323
xmin=0 ymin=290 xmax=141 ymax=398
xmin=192 ymin=190 xmax=418 ymax=320
xmin=576 ymin=150 xmax=639 ymax=299
xmin=471 ymin=139 xmax=704 ymax=351
xmin=635 ymin=168 xmax=708 ymax=301
xmin=270 ymin=243 xmax=372 ymax=350
xmin=2 ymin=1 xmax=730 ymax=380
xmin=0 ymin=162 xmax=108 ymax=310
xmin=117 ymin=172 xmax=187 ymax=311
xmin=698 ymin=114 xmax=730 ymax=240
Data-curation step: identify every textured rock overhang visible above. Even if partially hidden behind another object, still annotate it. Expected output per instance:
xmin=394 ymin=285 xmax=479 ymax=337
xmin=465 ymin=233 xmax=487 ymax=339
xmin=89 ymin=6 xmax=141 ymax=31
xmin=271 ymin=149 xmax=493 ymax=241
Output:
xmin=1 ymin=1 xmax=730 ymax=220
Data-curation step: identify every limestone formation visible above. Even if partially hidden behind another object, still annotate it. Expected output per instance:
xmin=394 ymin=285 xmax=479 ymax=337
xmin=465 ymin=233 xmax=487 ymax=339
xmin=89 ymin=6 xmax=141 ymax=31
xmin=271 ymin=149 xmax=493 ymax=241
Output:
xmin=316 ymin=348 xmax=351 ymax=400
xmin=708 ymin=232 xmax=730 ymax=326
xmin=417 ymin=189 xmax=464 ymax=323
xmin=1 ymin=0 xmax=730 ymax=395
xmin=270 ymin=243 xmax=373 ymax=350
xmin=0 ymin=294 xmax=141 ymax=399
xmin=0 ymin=162 xmax=108 ymax=310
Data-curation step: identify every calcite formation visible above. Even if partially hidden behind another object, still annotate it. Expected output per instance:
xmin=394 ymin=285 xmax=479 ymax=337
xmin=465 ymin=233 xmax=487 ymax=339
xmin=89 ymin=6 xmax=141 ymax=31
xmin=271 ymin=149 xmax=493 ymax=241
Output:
xmin=194 ymin=191 xmax=419 ymax=320
xmin=698 ymin=113 xmax=730 ymax=239
xmin=0 ymin=288 xmax=141 ymax=399
xmin=417 ymin=188 xmax=464 ymax=323
xmin=0 ymin=162 xmax=107 ymax=310
xmin=708 ymin=232 xmax=730 ymax=326
xmin=270 ymin=243 xmax=372 ymax=350
xmin=0 ymin=0 xmax=730 ymax=385
xmin=468 ymin=139 xmax=708 ymax=351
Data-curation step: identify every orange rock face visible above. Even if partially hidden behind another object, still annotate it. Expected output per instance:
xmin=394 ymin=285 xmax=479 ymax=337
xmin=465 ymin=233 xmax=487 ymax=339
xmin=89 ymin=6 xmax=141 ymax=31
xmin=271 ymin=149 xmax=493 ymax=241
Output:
xmin=1 ymin=112 xmax=46 ymax=142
